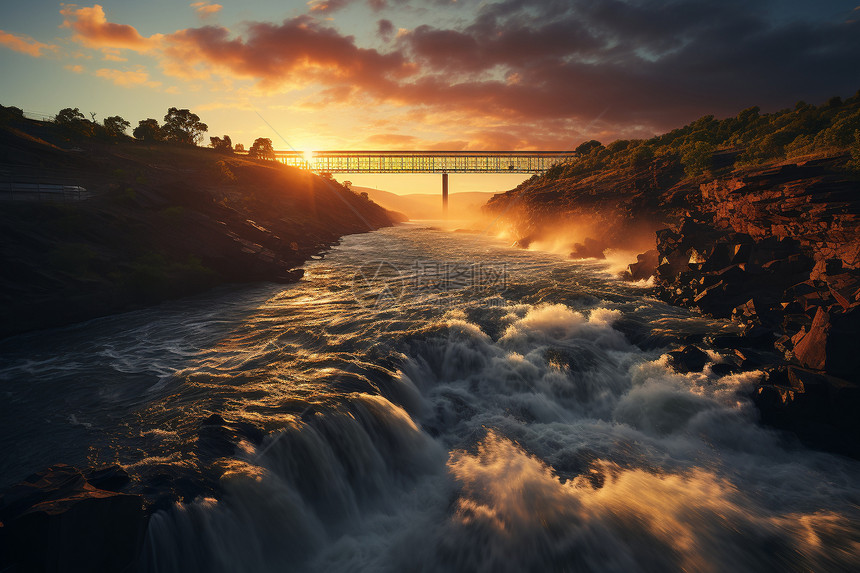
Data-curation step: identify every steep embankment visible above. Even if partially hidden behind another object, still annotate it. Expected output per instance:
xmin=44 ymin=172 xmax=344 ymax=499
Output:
xmin=485 ymin=148 xmax=860 ymax=456
xmin=0 ymin=117 xmax=401 ymax=338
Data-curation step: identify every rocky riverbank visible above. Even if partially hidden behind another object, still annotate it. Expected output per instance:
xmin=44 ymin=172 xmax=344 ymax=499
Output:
xmin=485 ymin=150 xmax=860 ymax=457
xmin=645 ymin=158 xmax=860 ymax=457
xmin=0 ymin=115 xmax=403 ymax=338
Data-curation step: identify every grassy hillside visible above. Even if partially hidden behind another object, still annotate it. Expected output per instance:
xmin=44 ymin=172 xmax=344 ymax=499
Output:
xmin=0 ymin=111 xmax=400 ymax=337
xmin=542 ymin=91 xmax=860 ymax=182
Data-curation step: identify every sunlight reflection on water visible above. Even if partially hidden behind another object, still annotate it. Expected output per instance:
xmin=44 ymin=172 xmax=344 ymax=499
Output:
xmin=2 ymin=223 xmax=858 ymax=572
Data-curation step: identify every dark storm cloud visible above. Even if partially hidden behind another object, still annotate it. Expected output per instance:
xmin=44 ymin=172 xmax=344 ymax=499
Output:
xmin=377 ymin=19 xmax=395 ymax=41
xmin=397 ymin=0 xmax=860 ymax=128
xmin=55 ymin=1 xmax=860 ymax=138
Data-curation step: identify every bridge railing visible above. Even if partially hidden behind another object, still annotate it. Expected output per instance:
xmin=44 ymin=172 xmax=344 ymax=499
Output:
xmin=272 ymin=151 xmax=577 ymax=173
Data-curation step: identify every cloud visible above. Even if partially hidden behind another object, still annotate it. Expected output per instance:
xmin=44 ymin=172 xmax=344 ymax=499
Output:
xmin=65 ymin=64 xmax=85 ymax=73
xmin=61 ymin=4 xmax=159 ymax=51
xmin=161 ymin=15 xmax=414 ymax=91
xmin=190 ymin=2 xmax=223 ymax=18
xmin=94 ymin=67 xmax=161 ymax=88
xmin=41 ymin=2 xmax=860 ymax=145
xmin=377 ymin=19 xmax=395 ymax=41
xmin=0 ymin=30 xmax=57 ymax=57
xmin=307 ymin=0 xmax=353 ymax=13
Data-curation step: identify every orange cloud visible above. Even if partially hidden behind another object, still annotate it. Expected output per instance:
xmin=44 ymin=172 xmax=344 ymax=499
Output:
xmin=94 ymin=67 xmax=161 ymax=88
xmin=161 ymin=16 xmax=413 ymax=91
xmin=65 ymin=64 xmax=85 ymax=73
xmin=61 ymin=4 xmax=158 ymax=51
xmin=0 ymin=30 xmax=57 ymax=57
xmin=190 ymin=2 xmax=223 ymax=18
xmin=307 ymin=0 xmax=352 ymax=13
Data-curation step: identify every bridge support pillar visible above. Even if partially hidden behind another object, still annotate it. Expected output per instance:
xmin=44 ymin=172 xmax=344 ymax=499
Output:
xmin=442 ymin=173 xmax=449 ymax=219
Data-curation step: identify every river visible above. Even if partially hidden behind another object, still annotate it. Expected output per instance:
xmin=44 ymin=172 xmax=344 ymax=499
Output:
xmin=1 ymin=223 xmax=858 ymax=571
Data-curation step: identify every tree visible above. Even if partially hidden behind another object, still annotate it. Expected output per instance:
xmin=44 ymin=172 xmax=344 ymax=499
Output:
xmin=55 ymin=107 xmax=98 ymax=137
xmin=342 ymin=180 xmax=352 ymax=190
xmin=209 ymin=135 xmax=233 ymax=154
xmin=133 ymin=118 xmax=163 ymax=142
xmin=103 ymin=115 xmax=130 ymax=137
xmin=575 ymin=140 xmax=603 ymax=155
xmin=234 ymin=143 xmax=245 ymax=152
xmin=248 ymin=137 xmax=275 ymax=160
xmin=55 ymin=107 xmax=86 ymax=126
xmin=849 ymin=130 xmax=860 ymax=170
xmin=629 ymin=144 xmax=654 ymax=167
xmin=681 ymin=141 xmax=715 ymax=176
xmin=162 ymin=107 xmax=208 ymax=145
xmin=0 ymin=105 xmax=23 ymax=124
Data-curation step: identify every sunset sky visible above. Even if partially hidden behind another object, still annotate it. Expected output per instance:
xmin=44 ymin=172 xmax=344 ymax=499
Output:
xmin=1 ymin=1 xmax=858 ymax=194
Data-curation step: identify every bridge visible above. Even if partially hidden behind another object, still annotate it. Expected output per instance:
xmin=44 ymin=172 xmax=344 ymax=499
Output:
xmin=272 ymin=150 xmax=577 ymax=215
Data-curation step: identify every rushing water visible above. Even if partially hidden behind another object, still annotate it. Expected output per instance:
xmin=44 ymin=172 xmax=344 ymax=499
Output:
xmin=1 ymin=223 xmax=859 ymax=571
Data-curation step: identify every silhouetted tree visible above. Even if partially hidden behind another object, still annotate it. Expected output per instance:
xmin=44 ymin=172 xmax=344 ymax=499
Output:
xmin=0 ymin=105 xmax=23 ymax=124
xmin=162 ymin=107 xmax=207 ymax=145
xmin=234 ymin=143 xmax=245 ymax=152
xmin=209 ymin=135 xmax=233 ymax=154
xmin=575 ymin=140 xmax=603 ymax=155
xmin=55 ymin=107 xmax=85 ymax=126
xmin=133 ymin=118 xmax=163 ymax=142
xmin=248 ymin=137 xmax=275 ymax=160
xmin=55 ymin=107 xmax=94 ymax=136
xmin=103 ymin=115 xmax=130 ymax=137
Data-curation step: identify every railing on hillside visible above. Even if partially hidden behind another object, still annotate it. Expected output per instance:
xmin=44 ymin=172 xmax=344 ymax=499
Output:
xmin=0 ymin=165 xmax=89 ymax=202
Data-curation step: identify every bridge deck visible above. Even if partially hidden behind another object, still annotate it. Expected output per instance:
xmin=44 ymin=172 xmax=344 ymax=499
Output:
xmin=272 ymin=150 xmax=576 ymax=173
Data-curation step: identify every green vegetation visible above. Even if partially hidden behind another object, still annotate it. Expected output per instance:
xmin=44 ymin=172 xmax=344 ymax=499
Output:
xmin=545 ymin=91 xmax=860 ymax=181
xmin=3 ymin=102 xmax=274 ymax=161
xmin=248 ymin=137 xmax=275 ymax=160
xmin=133 ymin=118 xmax=163 ymax=142
xmin=0 ymin=104 xmax=24 ymax=123
xmin=103 ymin=115 xmax=131 ymax=137
xmin=162 ymin=107 xmax=208 ymax=145
xmin=53 ymin=107 xmax=132 ymax=139
xmin=209 ymin=135 xmax=233 ymax=154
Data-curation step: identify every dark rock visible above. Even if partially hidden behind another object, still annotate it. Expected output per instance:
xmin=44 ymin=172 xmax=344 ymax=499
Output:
xmin=810 ymin=258 xmax=843 ymax=281
xmin=0 ymin=464 xmax=145 ymax=573
xmin=667 ymin=345 xmax=709 ymax=373
xmin=197 ymin=413 xmax=266 ymax=461
xmin=513 ymin=235 xmax=534 ymax=249
xmin=85 ymin=465 xmax=131 ymax=493
xmin=570 ymin=237 xmax=606 ymax=259
xmin=626 ymin=249 xmax=659 ymax=281
xmin=752 ymin=366 xmax=860 ymax=458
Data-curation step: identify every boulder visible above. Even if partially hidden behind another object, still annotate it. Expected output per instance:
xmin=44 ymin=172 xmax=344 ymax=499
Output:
xmin=626 ymin=249 xmax=659 ymax=281
xmin=667 ymin=345 xmax=709 ymax=373
xmin=790 ymin=303 xmax=860 ymax=382
xmin=752 ymin=366 xmax=860 ymax=458
xmin=569 ymin=237 xmax=606 ymax=259
xmin=0 ymin=464 xmax=146 ymax=573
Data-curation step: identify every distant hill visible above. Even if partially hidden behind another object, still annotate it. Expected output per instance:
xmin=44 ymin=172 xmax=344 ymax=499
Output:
xmin=353 ymin=187 xmax=496 ymax=220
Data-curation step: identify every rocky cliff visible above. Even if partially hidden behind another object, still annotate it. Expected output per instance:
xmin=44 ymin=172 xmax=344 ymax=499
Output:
xmin=485 ymin=152 xmax=860 ymax=457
